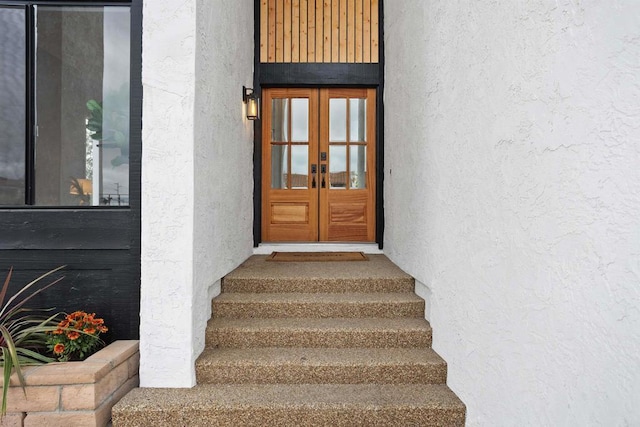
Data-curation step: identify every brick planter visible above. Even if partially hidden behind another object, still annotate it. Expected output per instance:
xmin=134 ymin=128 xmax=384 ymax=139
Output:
xmin=1 ymin=340 xmax=139 ymax=427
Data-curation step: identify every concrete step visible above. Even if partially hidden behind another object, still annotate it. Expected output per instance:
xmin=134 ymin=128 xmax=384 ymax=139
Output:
xmin=195 ymin=347 xmax=447 ymax=384
xmin=112 ymin=383 xmax=466 ymax=427
xmin=222 ymin=254 xmax=414 ymax=294
xmin=212 ymin=292 xmax=425 ymax=318
xmin=206 ymin=317 xmax=432 ymax=349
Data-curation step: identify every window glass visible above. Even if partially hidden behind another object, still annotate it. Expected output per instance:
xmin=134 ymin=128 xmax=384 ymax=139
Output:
xmin=329 ymin=98 xmax=347 ymax=142
xmin=34 ymin=6 xmax=130 ymax=206
xmin=290 ymin=145 xmax=308 ymax=189
xmin=350 ymin=145 xmax=366 ymax=189
xmin=271 ymin=145 xmax=288 ymax=189
xmin=0 ymin=7 xmax=26 ymax=205
xmin=329 ymin=145 xmax=347 ymax=189
xmin=349 ymin=98 xmax=366 ymax=142
xmin=271 ymin=99 xmax=289 ymax=142
xmin=290 ymin=98 xmax=308 ymax=142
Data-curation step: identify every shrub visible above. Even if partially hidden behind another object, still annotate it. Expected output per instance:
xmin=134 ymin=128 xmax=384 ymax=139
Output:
xmin=47 ymin=311 xmax=108 ymax=362
xmin=0 ymin=266 xmax=65 ymax=416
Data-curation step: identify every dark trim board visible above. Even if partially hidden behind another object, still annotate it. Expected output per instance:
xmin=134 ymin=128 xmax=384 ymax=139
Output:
xmin=376 ymin=0 xmax=385 ymax=249
xmin=0 ymin=0 xmax=142 ymax=341
xmin=259 ymin=63 xmax=379 ymax=86
xmin=0 ymin=209 xmax=134 ymax=250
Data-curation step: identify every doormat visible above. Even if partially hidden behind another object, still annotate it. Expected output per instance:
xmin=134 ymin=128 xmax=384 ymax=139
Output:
xmin=266 ymin=252 xmax=369 ymax=262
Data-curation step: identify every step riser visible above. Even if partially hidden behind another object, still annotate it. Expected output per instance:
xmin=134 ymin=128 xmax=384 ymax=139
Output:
xmin=195 ymin=364 xmax=447 ymax=385
xmin=206 ymin=329 xmax=432 ymax=349
xmin=222 ymin=278 xmax=415 ymax=294
xmin=212 ymin=301 xmax=424 ymax=318
xmin=113 ymin=408 xmax=465 ymax=427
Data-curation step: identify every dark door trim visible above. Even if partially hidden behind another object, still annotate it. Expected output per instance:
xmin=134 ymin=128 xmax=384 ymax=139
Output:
xmin=252 ymin=0 xmax=384 ymax=249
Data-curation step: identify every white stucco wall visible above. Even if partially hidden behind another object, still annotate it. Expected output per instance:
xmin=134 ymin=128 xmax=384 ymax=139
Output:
xmin=140 ymin=0 xmax=253 ymax=387
xmin=384 ymin=1 xmax=640 ymax=425
xmin=192 ymin=0 xmax=254 ymax=375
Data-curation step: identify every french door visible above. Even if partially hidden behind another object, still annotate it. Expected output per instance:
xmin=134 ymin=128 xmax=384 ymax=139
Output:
xmin=261 ymin=88 xmax=376 ymax=242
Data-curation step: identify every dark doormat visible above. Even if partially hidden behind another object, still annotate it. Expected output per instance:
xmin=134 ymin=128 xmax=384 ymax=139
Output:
xmin=266 ymin=252 xmax=369 ymax=262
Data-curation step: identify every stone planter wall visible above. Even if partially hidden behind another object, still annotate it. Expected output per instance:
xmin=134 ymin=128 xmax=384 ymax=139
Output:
xmin=1 ymin=340 xmax=139 ymax=427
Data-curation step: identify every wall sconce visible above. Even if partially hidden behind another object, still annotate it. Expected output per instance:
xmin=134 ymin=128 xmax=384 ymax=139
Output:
xmin=243 ymin=86 xmax=259 ymax=120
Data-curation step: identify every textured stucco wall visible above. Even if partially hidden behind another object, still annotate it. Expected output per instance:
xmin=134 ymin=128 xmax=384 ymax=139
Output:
xmin=384 ymin=1 xmax=640 ymax=425
xmin=192 ymin=0 xmax=254 ymax=372
xmin=140 ymin=0 xmax=253 ymax=387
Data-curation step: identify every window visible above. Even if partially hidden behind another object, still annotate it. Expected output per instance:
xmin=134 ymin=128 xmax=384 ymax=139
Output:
xmin=0 ymin=3 xmax=131 ymax=206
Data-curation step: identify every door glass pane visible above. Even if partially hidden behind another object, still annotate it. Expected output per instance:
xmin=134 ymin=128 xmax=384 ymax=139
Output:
xmin=0 ymin=7 xmax=26 ymax=205
xmin=350 ymin=145 xmax=366 ymax=189
xmin=34 ymin=6 xmax=130 ymax=206
xmin=291 ymin=98 xmax=308 ymax=142
xmin=349 ymin=98 xmax=366 ymax=142
xmin=329 ymin=98 xmax=347 ymax=142
xmin=271 ymin=98 xmax=289 ymax=142
xmin=271 ymin=145 xmax=288 ymax=189
xmin=329 ymin=145 xmax=347 ymax=189
xmin=290 ymin=145 xmax=308 ymax=189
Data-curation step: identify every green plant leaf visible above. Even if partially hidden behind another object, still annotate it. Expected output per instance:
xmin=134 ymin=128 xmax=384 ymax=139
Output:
xmin=2 ymin=348 xmax=12 ymax=417
xmin=0 ymin=268 xmax=12 ymax=309
xmin=0 ymin=267 xmax=65 ymax=416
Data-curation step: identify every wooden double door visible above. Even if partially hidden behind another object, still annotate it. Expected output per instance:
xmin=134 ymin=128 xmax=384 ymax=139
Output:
xmin=262 ymin=88 xmax=376 ymax=242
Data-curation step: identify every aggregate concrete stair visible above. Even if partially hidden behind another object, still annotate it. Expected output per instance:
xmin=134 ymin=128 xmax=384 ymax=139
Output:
xmin=113 ymin=255 xmax=466 ymax=426
xmin=212 ymin=292 xmax=425 ymax=318
xmin=195 ymin=347 xmax=448 ymax=384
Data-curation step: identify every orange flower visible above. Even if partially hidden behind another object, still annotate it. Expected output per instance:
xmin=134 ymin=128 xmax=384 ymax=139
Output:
xmin=98 ymin=326 xmax=108 ymax=333
xmin=53 ymin=343 xmax=65 ymax=354
xmin=53 ymin=328 xmax=64 ymax=335
xmin=67 ymin=331 xmax=80 ymax=340
xmin=85 ymin=327 xmax=96 ymax=335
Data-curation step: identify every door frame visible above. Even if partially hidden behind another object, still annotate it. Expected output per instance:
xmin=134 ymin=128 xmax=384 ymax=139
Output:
xmin=252 ymin=0 xmax=385 ymax=248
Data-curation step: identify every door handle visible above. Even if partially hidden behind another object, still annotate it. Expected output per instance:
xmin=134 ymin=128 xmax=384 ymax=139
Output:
xmin=321 ymin=164 xmax=326 ymax=188
xmin=311 ymin=164 xmax=317 ymax=188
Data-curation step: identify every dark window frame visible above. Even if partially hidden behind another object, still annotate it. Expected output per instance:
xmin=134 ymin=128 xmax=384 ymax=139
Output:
xmin=0 ymin=0 xmax=141 ymax=210
xmin=0 ymin=0 xmax=142 ymax=340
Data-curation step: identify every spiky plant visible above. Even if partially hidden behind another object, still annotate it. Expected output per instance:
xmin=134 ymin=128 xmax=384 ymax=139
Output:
xmin=0 ymin=266 xmax=65 ymax=417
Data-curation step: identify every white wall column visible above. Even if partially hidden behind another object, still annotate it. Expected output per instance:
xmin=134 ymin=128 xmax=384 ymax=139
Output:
xmin=140 ymin=0 xmax=253 ymax=388
xmin=384 ymin=1 xmax=640 ymax=425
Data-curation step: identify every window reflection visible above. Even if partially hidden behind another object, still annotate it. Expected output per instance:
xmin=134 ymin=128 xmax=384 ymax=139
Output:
xmin=0 ymin=7 xmax=26 ymax=205
xmin=34 ymin=6 xmax=130 ymax=206
xmin=271 ymin=99 xmax=289 ymax=142
xmin=290 ymin=145 xmax=308 ymax=189
xmin=329 ymin=98 xmax=347 ymax=142
xmin=271 ymin=145 xmax=288 ymax=189
xmin=350 ymin=145 xmax=366 ymax=189
xmin=291 ymin=99 xmax=308 ymax=142
xmin=329 ymin=145 xmax=347 ymax=189
xmin=349 ymin=98 xmax=366 ymax=142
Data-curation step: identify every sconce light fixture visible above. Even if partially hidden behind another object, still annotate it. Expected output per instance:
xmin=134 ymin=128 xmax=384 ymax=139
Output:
xmin=243 ymin=86 xmax=259 ymax=120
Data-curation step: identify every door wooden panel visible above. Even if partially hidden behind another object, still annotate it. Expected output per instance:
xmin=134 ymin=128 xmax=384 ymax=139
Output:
xmin=262 ymin=87 xmax=375 ymax=242
xmin=319 ymin=88 xmax=376 ymax=242
xmin=262 ymin=88 xmax=319 ymax=242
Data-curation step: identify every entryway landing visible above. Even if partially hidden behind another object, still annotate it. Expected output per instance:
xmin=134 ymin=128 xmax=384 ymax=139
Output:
xmin=225 ymin=254 xmax=410 ymax=290
xmin=112 ymin=255 xmax=466 ymax=426
xmin=254 ymin=242 xmax=383 ymax=255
